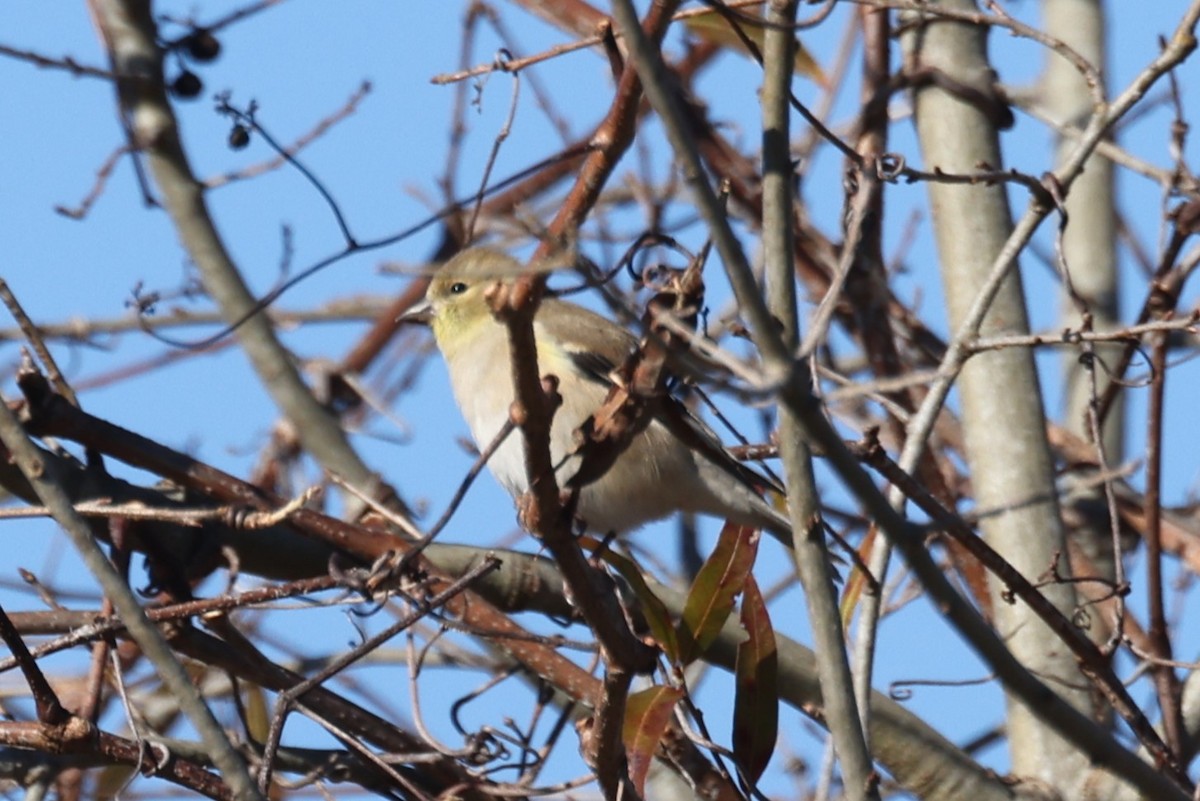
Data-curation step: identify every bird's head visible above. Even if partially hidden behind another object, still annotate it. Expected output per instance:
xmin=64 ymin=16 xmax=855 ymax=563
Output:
xmin=401 ymin=247 xmax=527 ymax=352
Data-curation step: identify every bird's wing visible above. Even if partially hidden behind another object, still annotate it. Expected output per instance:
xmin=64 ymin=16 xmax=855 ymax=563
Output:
xmin=655 ymin=393 xmax=786 ymax=496
xmin=538 ymin=298 xmax=782 ymax=497
xmin=536 ymin=297 xmax=637 ymax=385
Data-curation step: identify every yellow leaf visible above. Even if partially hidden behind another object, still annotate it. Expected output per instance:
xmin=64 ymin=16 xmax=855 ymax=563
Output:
xmin=839 ymin=526 xmax=877 ymax=630
xmin=245 ymin=681 xmax=270 ymax=745
xmin=684 ymin=5 xmax=827 ymax=86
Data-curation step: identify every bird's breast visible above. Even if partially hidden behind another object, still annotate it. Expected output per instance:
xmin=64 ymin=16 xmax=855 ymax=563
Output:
xmin=442 ymin=323 xmax=713 ymax=534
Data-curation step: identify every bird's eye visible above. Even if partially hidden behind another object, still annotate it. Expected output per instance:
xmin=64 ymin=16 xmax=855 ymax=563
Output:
xmin=449 ymin=281 xmax=468 ymax=295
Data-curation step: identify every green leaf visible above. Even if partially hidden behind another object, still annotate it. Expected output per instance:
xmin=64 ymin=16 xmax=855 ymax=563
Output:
xmin=678 ymin=522 xmax=761 ymax=664
xmin=623 ymin=685 xmax=685 ymax=796
xmin=733 ymin=574 xmax=778 ymax=787
xmin=593 ymin=543 xmax=681 ymax=664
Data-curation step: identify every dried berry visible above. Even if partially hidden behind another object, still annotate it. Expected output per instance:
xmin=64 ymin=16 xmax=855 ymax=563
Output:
xmin=169 ymin=70 xmax=203 ymax=99
xmin=184 ymin=29 xmax=221 ymax=62
xmin=228 ymin=124 xmax=250 ymax=150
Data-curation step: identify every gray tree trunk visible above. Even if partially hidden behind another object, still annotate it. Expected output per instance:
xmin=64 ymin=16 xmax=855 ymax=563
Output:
xmin=901 ymin=0 xmax=1095 ymax=792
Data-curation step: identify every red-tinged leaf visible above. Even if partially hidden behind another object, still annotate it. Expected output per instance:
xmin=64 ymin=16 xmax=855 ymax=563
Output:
xmin=733 ymin=574 xmax=778 ymax=787
xmin=943 ymin=536 xmax=994 ymax=619
xmin=591 ymin=544 xmax=681 ymax=664
xmin=678 ymin=521 xmax=761 ymax=664
xmin=623 ymin=685 xmax=685 ymax=796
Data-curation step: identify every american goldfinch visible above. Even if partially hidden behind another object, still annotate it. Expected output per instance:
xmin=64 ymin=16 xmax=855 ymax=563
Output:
xmin=405 ymin=247 xmax=793 ymax=540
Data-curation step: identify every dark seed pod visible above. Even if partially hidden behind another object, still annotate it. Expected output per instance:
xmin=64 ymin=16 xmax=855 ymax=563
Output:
xmin=228 ymin=124 xmax=251 ymax=150
xmin=184 ymin=28 xmax=221 ymax=62
xmin=169 ymin=70 xmax=203 ymax=99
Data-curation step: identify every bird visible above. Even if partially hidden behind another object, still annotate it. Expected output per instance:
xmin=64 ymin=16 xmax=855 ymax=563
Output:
xmin=403 ymin=246 xmax=794 ymax=542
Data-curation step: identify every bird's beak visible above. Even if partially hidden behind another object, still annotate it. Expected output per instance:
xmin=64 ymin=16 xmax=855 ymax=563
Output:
xmin=399 ymin=297 xmax=433 ymax=325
